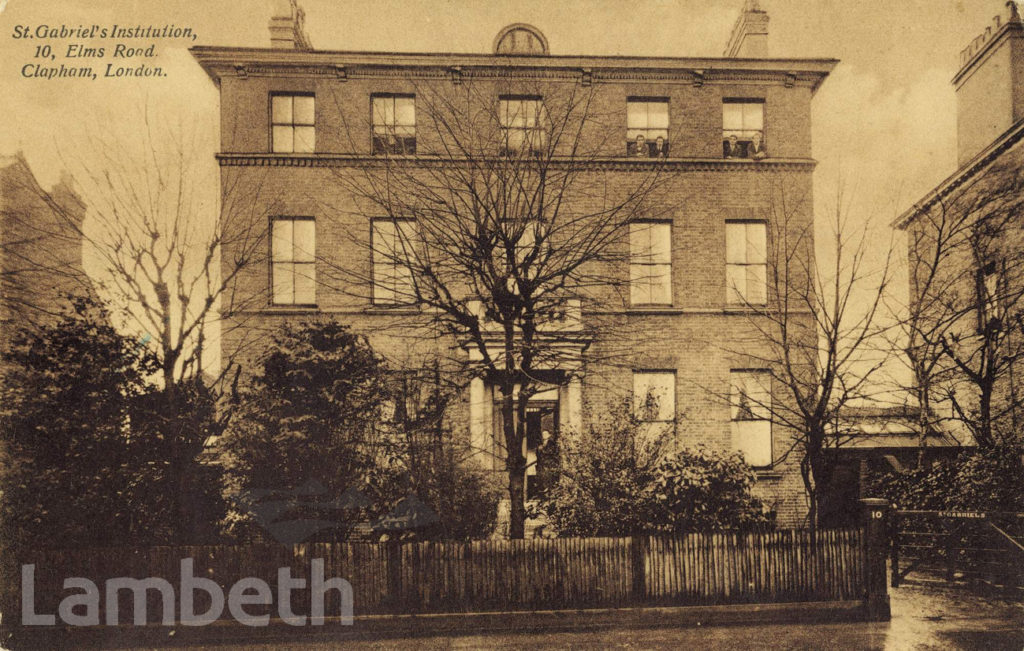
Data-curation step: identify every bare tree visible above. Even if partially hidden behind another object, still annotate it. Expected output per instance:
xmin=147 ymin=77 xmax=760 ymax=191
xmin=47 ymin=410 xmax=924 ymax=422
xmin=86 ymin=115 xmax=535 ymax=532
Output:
xmin=324 ymin=79 xmax=667 ymax=538
xmin=722 ymin=180 xmax=895 ymax=529
xmin=900 ymin=162 xmax=1024 ymax=449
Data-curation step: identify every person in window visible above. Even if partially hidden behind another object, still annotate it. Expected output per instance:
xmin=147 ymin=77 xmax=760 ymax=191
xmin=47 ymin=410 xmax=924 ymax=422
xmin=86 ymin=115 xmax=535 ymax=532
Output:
xmin=633 ymin=134 xmax=648 ymax=158
xmin=653 ymin=136 xmax=666 ymax=158
xmin=749 ymin=132 xmax=767 ymax=160
xmin=725 ymin=134 xmax=742 ymax=158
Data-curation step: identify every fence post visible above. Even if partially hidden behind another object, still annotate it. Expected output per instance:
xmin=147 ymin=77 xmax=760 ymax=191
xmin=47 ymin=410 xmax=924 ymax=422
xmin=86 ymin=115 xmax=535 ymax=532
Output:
xmin=890 ymin=510 xmax=900 ymax=588
xmin=861 ymin=498 xmax=891 ymax=621
xmin=630 ymin=536 xmax=647 ymax=603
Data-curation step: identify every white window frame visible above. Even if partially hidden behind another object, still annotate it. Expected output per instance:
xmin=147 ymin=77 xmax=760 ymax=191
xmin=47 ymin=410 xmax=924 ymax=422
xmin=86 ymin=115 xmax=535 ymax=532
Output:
xmin=633 ymin=370 xmax=676 ymax=426
xmin=730 ymin=370 xmax=772 ymax=468
xmin=630 ymin=221 xmax=672 ymax=305
xmin=271 ymin=94 xmax=315 ymax=153
xmin=371 ymin=94 xmax=416 ymax=154
xmin=499 ymin=96 xmax=546 ymax=154
xmin=270 ymin=217 xmax=316 ymax=305
xmin=372 ymin=218 xmax=417 ymax=305
xmin=726 ymin=221 xmax=767 ymax=306
xmin=722 ymin=99 xmax=764 ymax=158
xmin=626 ymin=98 xmax=669 ymax=157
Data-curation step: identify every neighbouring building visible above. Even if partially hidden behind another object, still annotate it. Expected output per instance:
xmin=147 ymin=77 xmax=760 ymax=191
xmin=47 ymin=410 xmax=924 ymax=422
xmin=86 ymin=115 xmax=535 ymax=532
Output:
xmin=0 ymin=153 xmax=90 ymax=342
xmin=896 ymin=1 xmax=1024 ymax=451
xmin=192 ymin=0 xmax=836 ymax=528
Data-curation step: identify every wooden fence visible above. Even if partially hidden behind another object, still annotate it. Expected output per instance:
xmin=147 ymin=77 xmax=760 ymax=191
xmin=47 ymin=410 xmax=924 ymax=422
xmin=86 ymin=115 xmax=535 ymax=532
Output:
xmin=16 ymin=528 xmax=870 ymax=624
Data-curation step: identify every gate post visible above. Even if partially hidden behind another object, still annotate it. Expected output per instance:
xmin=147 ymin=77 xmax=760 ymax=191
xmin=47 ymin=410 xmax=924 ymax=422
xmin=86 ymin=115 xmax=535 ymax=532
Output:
xmin=890 ymin=509 xmax=900 ymax=588
xmin=861 ymin=498 xmax=891 ymax=621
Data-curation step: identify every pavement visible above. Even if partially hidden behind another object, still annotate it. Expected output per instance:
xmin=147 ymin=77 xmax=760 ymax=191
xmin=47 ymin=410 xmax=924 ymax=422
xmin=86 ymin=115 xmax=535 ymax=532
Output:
xmin=4 ymin=581 xmax=1022 ymax=649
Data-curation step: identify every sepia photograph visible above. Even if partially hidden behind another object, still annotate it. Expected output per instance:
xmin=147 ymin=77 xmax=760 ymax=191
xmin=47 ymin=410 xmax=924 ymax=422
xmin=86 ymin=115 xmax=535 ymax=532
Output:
xmin=0 ymin=0 xmax=1022 ymax=648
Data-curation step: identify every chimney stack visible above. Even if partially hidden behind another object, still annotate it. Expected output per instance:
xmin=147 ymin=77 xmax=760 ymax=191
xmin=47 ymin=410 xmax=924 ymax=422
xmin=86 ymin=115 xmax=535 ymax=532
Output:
xmin=724 ymin=0 xmax=769 ymax=58
xmin=269 ymin=0 xmax=312 ymax=50
xmin=953 ymin=1 xmax=1024 ymax=165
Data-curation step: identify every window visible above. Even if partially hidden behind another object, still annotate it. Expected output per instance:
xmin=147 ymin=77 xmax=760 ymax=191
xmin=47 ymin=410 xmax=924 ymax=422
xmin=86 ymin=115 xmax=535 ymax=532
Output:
xmin=630 ymin=222 xmax=672 ymax=305
xmin=731 ymin=370 xmax=772 ymax=467
xmin=371 ymin=94 xmax=416 ymax=154
xmin=271 ymin=218 xmax=316 ymax=304
xmin=633 ymin=371 xmax=676 ymax=437
xmin=726 ymin=221 xmax=767 ymax=305
xmin=499 ymin=96 xmax=546 ymax=154
xmin=723 ymin=99 xmax=765 ymax=159
xmin=271 ymin=94 xmax=315 ymax=153
xmin=372 ymin=218 xmax=417 ymax=305
xmin=978 ymin=260 xmax=1002 ymax=327
xmin=627 ymin=98 xmax=669 ymax=157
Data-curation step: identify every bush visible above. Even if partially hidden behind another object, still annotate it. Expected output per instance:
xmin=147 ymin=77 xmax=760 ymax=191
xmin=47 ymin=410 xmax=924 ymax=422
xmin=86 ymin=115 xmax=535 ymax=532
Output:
xmin=867 ymin=443 xmax=1024 ymax=512
xmin=649 ymin=446 xmax=774 ymax=533
xmin=539 ymin=406 xmax=773 ymax=536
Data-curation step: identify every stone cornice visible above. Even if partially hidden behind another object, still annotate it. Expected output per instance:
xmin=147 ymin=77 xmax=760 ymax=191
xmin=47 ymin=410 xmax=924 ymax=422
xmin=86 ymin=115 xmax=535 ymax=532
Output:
xmin=191 ymin=46 xmax=836 ymax=93
xmin=893 ymin=117 xmax=1024 ymax=230
xmin=216 ymin=152 xmax=817 ymax=172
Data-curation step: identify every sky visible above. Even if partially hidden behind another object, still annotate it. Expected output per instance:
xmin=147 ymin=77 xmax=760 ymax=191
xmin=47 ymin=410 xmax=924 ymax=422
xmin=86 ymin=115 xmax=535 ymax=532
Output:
xmin=0 ymin=0 xmax=1012 ymax=389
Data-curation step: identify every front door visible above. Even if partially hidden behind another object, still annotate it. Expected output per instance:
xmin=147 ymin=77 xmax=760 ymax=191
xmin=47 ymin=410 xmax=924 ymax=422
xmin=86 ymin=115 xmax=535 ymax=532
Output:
xmin=525 ymin=402 xmax=558 ymax=500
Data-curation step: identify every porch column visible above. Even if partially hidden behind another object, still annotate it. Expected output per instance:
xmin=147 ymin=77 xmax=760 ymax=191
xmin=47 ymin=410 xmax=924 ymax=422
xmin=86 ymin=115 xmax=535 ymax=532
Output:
xmin=470 ymin=377 xmax=488 ymax=468
xmin=566 ymin=375 xmax=582 ymax=435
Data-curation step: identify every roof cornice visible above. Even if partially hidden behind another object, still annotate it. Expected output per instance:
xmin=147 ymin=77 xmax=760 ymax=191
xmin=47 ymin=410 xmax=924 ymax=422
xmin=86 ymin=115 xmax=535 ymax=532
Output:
xmin=893 ymin=118 xmax=1024 ymax=229
xmin=190 ymin=46 xmax=836 ymax=93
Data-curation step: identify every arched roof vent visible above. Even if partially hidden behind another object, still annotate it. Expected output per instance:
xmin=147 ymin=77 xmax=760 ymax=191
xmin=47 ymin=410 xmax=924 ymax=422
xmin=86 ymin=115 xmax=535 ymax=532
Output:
xmin=493 ymin=23 xmax=549 ymax=56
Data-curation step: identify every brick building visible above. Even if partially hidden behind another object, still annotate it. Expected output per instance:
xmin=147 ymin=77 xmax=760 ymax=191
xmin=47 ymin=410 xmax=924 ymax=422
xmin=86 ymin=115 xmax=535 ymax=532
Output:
xmin=192 ymin=0 xmax=836 ymax=528
xmin=896 ymin=2 xmax=1024 ymax=449
xmin=0 ymin=153 xmax=90 ymax=341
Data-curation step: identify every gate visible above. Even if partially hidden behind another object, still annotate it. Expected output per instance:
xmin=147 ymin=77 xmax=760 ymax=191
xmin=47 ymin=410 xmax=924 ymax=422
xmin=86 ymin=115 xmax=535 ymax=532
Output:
xmin=890 ymin=510 xmax=1024 ymax=588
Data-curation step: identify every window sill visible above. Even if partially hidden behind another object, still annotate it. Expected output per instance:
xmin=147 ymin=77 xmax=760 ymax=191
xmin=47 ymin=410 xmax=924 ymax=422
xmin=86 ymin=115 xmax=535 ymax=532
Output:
xmin=365 ymin=305 xmax=420 ymax=315
xmin=626 ymin=305 xmax=682 ymax=315
xmin=754 ymin=469 xmax=783 ymax=480
xmin=264 ymin=304 xmax=320 ymax=314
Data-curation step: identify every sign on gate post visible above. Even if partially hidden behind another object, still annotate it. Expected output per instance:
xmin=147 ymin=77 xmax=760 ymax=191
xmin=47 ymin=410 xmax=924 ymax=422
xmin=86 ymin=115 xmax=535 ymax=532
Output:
xmin=861 ymin=498 xmax=891 ymax=621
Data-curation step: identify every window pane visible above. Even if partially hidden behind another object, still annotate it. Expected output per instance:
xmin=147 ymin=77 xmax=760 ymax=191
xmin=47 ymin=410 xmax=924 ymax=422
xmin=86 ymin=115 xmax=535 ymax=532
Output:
xmin=499 ymin=100 xmax=511 ymax=126
xmin=395 ymin=97 xmax=415 ymax=127
xmin=726 ymin=223 xmax=746 ymax=263
xmin=633 ymin=372 xmax=675 ymax=421
xmin=630 ymin=265 xmax=650 ymax=305
xmin=372 ymin=97 xmax=389 ymax=126
xmin=272 ymin=126 xmax=293 ymax=153
xmin=732 ymin=420 xmax=772 ymax=467
xmin=727 ymin=264 xmax=746 ymax=304
xmin=648 ymin=102 xmax=669 ymax=128
xmin=746 ymin=223 xmax=766 ymax=263
xmin=627 ymin=102 xmax=647 ymax=129
xmin=271 ymin=219 xmax=293 ymax=262
xmin=746 ymin=264 xmax=767 ymax=305
xmin=723 ymin=103 xmax=743 ymax=131
xmin=293 ymin=220 xmax=315 ymax=262
xmin=272 ymin=95 xmax=292 ymax=124
xmin=743 ymin=103 xmax=764 ymax=131
xmin=294 ymin=127 xmax=315 ymax=152
xmin=294 ymin=263 xmax=316 ymax=304
xmin=293 ymin=96 xmax=315 ymax=125
xmin=649 ymin=223 xmax=671 ymax=263
xmin=272 ymin=262 xmax=294 ymax=304
xmin=649 ymin=264 xmax=671 ymax=304
xmin=630 ymin=223 xmax=651 ymax=262
xmin=396 ymin=267 xmax=415 ymax=300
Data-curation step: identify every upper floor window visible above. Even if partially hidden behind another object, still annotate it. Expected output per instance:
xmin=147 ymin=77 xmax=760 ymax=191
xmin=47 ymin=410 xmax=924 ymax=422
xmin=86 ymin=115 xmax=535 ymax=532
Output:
xmin=372 ymin=218 xmax=417 ymax=305
xmin=730 ymin=370 xmax=772 ymax=467
xmin=627 ymin=98 xmax=669 ymax=158
xmin=723 ymin=99 xmax=765 ymax=160
xmin=978 ymin=259 xmax=1002 ymax=327
xmin=630 ymin=221 xmax=672 ymax=305
xmin=271 ymin=217 xmax=316 ymax=305
xmin=271 ymin=94 xmax=315 ymax=153
xmin=726 ymin=221 xmax=767 ymax=306
xmin=372 ymin=94 xmax=416 ymax=154
xmin=499 ymin=96 xmax=546 ymax=155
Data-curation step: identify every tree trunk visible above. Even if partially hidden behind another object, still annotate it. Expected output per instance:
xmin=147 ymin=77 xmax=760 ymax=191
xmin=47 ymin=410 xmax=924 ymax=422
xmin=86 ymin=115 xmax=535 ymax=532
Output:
xmin=499 ymin=383 xmax=526 ymax=539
